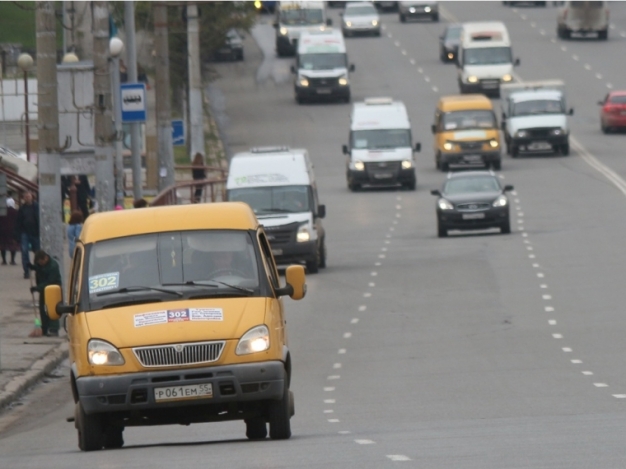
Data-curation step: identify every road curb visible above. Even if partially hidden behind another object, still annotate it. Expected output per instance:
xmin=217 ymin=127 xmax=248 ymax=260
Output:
xmin=0 ymin=342 xmax=69 ymax=410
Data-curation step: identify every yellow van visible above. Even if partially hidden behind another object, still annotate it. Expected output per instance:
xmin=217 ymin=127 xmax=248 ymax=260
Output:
xmin=45 ymin=202 xmax=306 ymax=451
xmin=431 ymin=94 xmax=502 ymax=171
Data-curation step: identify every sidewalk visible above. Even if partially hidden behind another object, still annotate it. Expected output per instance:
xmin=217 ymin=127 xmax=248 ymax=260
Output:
xmin=0 ymin=254 xmax=68 ymax=411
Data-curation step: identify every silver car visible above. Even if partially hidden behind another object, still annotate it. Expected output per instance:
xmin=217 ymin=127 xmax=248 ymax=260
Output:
xmin=398 ymin=1 xmax=439 ymax=22
xmin=341 ymin=2 xmax=381 ymax=37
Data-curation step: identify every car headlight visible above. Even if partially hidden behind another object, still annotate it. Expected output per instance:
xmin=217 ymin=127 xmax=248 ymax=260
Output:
xmin=438 ymin=198 xmax=454 ymax=210
xmin=299 ymin=77 xmax=309 ymax=87
xmin=447 ymin=52 xmax=454 ymax=59
xmin=467 ymin=75 xmax=478 ymax=83
xmin=372 ymin=20 xmax=379 ymax=26
xmin=502 ymin=74 xmax=513 ymax=82
xmin=424 ymin=6 xmax=432 ymax=12
xmin=280 ymin=27 xmax=288 ymax=36
xmin=443 ymin=141 xmax=454 ymax=151
xmin=515 ymin=130 xmax=528 ymax=138
xmin=401 ymin=160 xmax=413 ymax=169
xmin=489 ymin=139 xmax=499 ymax=148
xmin=297 ymin=223 xmax=311 ymax=242
xmin=338 ymin=75 xmax=349 ymax=86
xmin=88 ymin=339 xmax=125 ymax=366
xmin=492 ymin=195 xmax=508 ymax=207
xmin=409 ymin=7 xmax=416 ymax=13
xmin=353 ymin=160 xmax=365 ymax=171
xmin=236 ymin=325 xmax=270 ymax=355
xmin=345 ymin=21 xmax=352 ymax=27
xmin=551 ymin=128 xmax=565 ymax=135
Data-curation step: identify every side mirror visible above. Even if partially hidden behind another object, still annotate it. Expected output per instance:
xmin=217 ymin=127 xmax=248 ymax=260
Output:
xmin=277 ymin=265 xmax=306 ymax=300
xmin=349 ymin=63 xmax=355 ymax=72
xmin=414 ymin=142 xmax=421 ymax=153
xmin=317 ymin=204 xmax=326 ymax=219
xmin=342 ymin=144 xmax=349 ymax=155
xmin=597 ymin=101 xmax=604 ymax=106
xmin=514 ymin=57 xmax=520 ymax=66
xmin=326 ymin=18 xmax=333 ymax=26
xmin=431 ymin=124 xmax=436 ymax=134
xmin=44 ymin=285 xmax=69 ymax=321
xmin=290 ymin=65 xmax=296 ymax=74
xmin=568 ymin=108 xmax=574 ymax=115
xmin=430 ymin=189 xmax=442 ymax=196
xmin=503 ymin=184 xmax=514 ymax=192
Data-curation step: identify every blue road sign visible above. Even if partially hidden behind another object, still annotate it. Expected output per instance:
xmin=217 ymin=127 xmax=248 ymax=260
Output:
xmin=171 ymin=120 xmax=185 ymax=146
xmin=120 ymin=83 xmax=147 ymax=123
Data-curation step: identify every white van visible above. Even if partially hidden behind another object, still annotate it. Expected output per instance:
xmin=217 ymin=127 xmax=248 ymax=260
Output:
xmin=274 ymin=1 xmax=332 ymax=57
xmin=226 ymin=147 xmax=327 ymax=273
xmin=291 ymin=29 xmax=355 ymax=104
xmin=457 ymin=22 xmax=520 ymax=97
xmin=343 ymin=98 xmax=421 ymax=191
xmin=557 ymin=1 xmax=609 ymax=40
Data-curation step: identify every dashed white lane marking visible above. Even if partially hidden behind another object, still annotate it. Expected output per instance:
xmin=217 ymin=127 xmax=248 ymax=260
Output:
xmin=328 ymin=419 xmax=340 ymax=423
xmin=363 ymin=292 xmax=372 ymax=298
xmin=389 ymin=227 xmax=395 ymax=231
xmin=621 ymin=31 xmax=626 ymax=38
xmin=375 ymin=262 xmax=382 ymax=266
xmin=387 ymin=32 xmax=393 ymax=38
xmin=532 ymin=263 xmax=539 ymax=267
xmin=561 ymin=45 xmax=567 ymax=51
xmin=548 ymin=320 xmax=557 ymax=325
xmin=520 ymin=14 xmax=527 ymax=20
xmin=384 ymin=240 xmax=390 ymax=244
xmin=613 ymin=394 xmax=626 ymax=398
xmin=563 ymin=347 xmax=572 ymax=352
xmin=537 ymin=273 xmax=544 ymax=278
xmin=550 ymin=38 xmax=556 ymax=43
xmin=371 ymin=270 xmax=379 ymax=275
xmin=410 ymin=58 xmax=416 ymax=65
xmin=355 ymin=439 xmax=376 ymax=445
xmin=584 ymin=64 xmax=592 ymax=70
xmin=393 ymin=220 xmax=398 ymax=224
xmin=387 ymin=455 xmax=412 ymax=462
xmin=543 ymin=294 xmax=552 ymax=300
xmin=424 ymin=76 xmax=431 ymax=82
xmin=358 ymin=305 xmax=367 ymax=312
xmin=527 ymin=246 xmax=534 ymax=251
xmin=395 ymin=213 xmax=401 ymax=218
xmin=522 ymin=233 xmax=529 ymax=238
xmin=324 ymin=409 xmax=334 ymax=413
xmin=572 ymin=54 xmax=579 ymax=61
xmin=610 ymin=23 xmax=616 ymax=30
xmin=540 ymin=29 xmax=546 ymax=35
xmin=571 ymin=360 xmax=582 ymax=364
xmin=519 ymin=219 xmax=525 ymax=224
xmin=530 ymin=21 xmax=536 ymax=28
xmin=582 ymin=371 xmax=593 ymax=376
xmin=369 ymin=281 xmax=376 ymax=287
xmin=523 ymin=239 xmax=530 ymax=244
xmin=594 ymin=383 xmax=608 ymax=387
xmin=529 ymin=254 xmax=536 ymax=259
xmin=325 ymin=399 xmax=335 ymax=403
xmin=338 ymin=348 xmax=346 ymax=354
xmin=514 ymin=198 xmax=520 ymax=203
xmin=324 ymin=387 xmax=335 ymax=391
xmin=518 ymin=212 xmax=524 ymax=217
xmin=596 ymin=73 xmax=603 ymax=79
xmin=540 ymin=284 xmax=548 ymax=289
xmin=432 ymin=86 xmax=439 ymax=92
xmin=333 ymin=363 xmax=342 ymax=369
xmin=351 ymin=318 xmax=360 ymax=324
xmin=607 ymin=83 xmax=613 ymax=89
xmin=394 ymin=41 xmax=400 ymax=47
xmin=401 ymin=50 xmax=407 ymax=55
xmin=395 ymin=204 xmax=402 ymax=210
xmin=339 ymin=430 xmax=351 ymax=434
xmin=417 ymin=67 xmax=423 ymax=73
xmin=545 ymin=306 xmax=554 ymax=312
xmin=328 ymin=375 xmax=340 ymax=380
xmin=343 ymin=332 xmax=352 ymax=338
xmin=552 ymin=333 xmax=563 ymax=339
xmin=379 ymin=254 xmax=386 ymax=259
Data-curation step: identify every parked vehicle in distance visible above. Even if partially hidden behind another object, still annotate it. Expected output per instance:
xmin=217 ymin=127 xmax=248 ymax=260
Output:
xmin=431 ymin=171 xmax=513 ymax=237
xmin=213 ymin=29 xmax=244 ymax=61
xmin=343 ymin=97 xmax=420 ymax=191
xmin=44 ymin=203 xmax=307 ymax=451
xmin=226 ymin=146 xmax=327 ymax=274
xmin=291 ymin=29 xmax=354 ymax=104
xmin=341 ymin=2 xmax=381 ymax=37
xmin=503 ymin=1 xmax=546 ymax=6
xmin=440 ymin=23 xmax=463 ymax=63
xmin=432 ymin=94 xmax=502 ymax=171
xmin=374 ymin=1 xmax=398 ymax=12
xmin=274 ymin=1 xmax=332 ymax=57
xmin=599 ymin=91 xmax=626 ymax=133
xmin=398 ymin=1 xmax=439 ymax=22
xmin=501 ymin=80 xmax=573 ymax=157
xmin=557 ymin=1 xmax=609 ymax=40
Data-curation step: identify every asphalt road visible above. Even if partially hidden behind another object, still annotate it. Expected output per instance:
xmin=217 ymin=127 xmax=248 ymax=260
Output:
xmin=3 ymin=2 xmax=626 ymax=467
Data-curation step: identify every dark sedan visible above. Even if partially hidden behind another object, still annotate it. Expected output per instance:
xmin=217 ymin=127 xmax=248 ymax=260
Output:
xmin=431 ymin=171 xmax=513 ymax=237
xmin=439 ymin=23 xmax=462 ymax=63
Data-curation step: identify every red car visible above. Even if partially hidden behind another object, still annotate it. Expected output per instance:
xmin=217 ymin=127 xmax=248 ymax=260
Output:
xmin=599 ymin=91 xmax=626 ymax=133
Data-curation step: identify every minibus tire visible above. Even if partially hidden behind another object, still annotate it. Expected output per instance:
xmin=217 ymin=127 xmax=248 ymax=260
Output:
xmin=76 ymin=402 xmax=104 ymax=452
xmin=269 ymin=380 xmax=292 ymax=439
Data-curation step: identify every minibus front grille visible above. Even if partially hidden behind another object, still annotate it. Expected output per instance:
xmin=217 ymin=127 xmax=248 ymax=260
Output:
xmin=133 ymin=341 xmax=225 ymax=368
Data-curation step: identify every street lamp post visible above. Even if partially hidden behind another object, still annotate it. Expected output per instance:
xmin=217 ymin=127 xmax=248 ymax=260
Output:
xmin=109 ymin=37 xmax=125 ymax=208
xmin=17 ymin=53 xmax=33 ymax=163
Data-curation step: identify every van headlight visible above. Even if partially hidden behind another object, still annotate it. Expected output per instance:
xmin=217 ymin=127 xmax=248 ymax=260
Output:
xmin=515 ymin=130 xmax=528 ymax=138
xmin=236 ymin=325 xmax=270 ymax=355
xmin=345 ymin=21 xmax=352 ymax=27
xmin=467 ymin=75 xmax=478 ymax=83
xmin=352 ymin=160 xmax=365 ymax=171
xmin=338 ymin=75 xmax=349 ymax=86
xmin=438 ymin=199 xmax=454 ymax=210
xmin=551 ymin=128 xmax=565 ymax=135
xmin=299 ymin=77 xmax=309 ymax=87
xmin=502 ymin=74 xmax=513 ymax=82
xmin=443 ymin=141 xmax=454 ymax=151
xmin=424 ymin=6 xmax=432 ymax=12
xmin=492 ymin=195 xmax=508 ymax=207
xmin=489 ymin=139 xmax=499 ymax=148
xmin=372 ymin=20 xmax=379 ymax=26
xmin=88 ymin=339 xmax=125 ymax=366
xmin=280 ymin=27 xmax=288 ymax=36
xmin=297 ymin=224 xmax=311 ymax=242
xmin=401 ymin=160 xmax=413 ymax=169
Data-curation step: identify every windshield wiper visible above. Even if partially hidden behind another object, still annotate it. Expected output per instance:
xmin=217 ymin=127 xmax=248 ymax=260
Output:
xmin=97 ymin=286 xmax=183 ymax=297
xmin=99 ymin=298 xmax=165 ymax=309
xmin=257 ymin=208 xmax=296 ymax=214
xmin=165 ymin=281 xmax=255 ymax=295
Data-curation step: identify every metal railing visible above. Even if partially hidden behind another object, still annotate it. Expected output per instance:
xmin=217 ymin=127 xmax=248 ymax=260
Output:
xmin=0 ymin=164 xmax=38 ymax=195
xmin=150 ymin=178 xmax=227 ymax=206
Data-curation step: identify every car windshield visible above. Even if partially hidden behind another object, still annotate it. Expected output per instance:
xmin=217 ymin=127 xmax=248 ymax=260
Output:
xmin=512 ymin=99 xmax=564 ymax=116
xmin=445 ymin=26 xmax=462 ymax=41
xmin=351 ymin=129 xmax=412 ymax=149
xmin=298 ymin=53 xmax=346 ymax=70
xmin=442 ymin=110 xmax=496 ymax=130
xmin=444 ymin=176 xmax=501 ymax=194
xmin=345 ymin=5 xmax=377 ymax=15
xmin=463 ymin=46 xmax=512 ymax=65
xmin=280 ymin=9 xmax=324 ymax=25
xmin=228 ymin=185 xmax=312 ymax=215
xmin=86 ymin=230 xmax=260 ymax=310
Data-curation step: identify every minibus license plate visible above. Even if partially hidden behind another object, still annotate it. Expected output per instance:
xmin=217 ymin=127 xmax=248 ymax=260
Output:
xmin=316 ymin=88 xmax=331 ymax=94
xmin=374 ymin=172 xmax=393 ymax=179
xmin=155 ymin=383 xmax=212 ymax=402
xmin=463 ymin=213 xmax=485 ymax=220
xmin=464 ymin=155 xmax=482 ymax=162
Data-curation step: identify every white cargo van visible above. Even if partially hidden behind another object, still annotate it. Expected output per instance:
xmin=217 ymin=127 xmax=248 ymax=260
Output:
xmin=343 ymin=98 xmax=421 ymax=191
xmin=457 ymin=22 xmax=520 ymax=97
xmin=226 ymin=147 xmax=327 ymax=273
xmin=274 ymin=1 xmax=332 ymax=57
xmin=291 ymin=29 xmax=355 ymax=104
xmin=557 ymin=1 xmax=609 ymax=40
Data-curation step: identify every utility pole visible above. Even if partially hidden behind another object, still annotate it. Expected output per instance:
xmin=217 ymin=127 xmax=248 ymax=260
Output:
xmin=187 ymin=3 xmax=204 ymax=160
xmin=125 ymin=1 xmax=143 ymax=200
xmin=154 ymin=3 xmax=175 ymax=191
xmin=93 ymin=1 xmax=114 ymax=212
xmin=36 ymin=1 xmax=63 ymax=271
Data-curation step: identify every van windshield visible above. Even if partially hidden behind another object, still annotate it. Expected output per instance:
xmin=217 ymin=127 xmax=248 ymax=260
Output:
xmin=351 ymin=129 xmax=412 ymax=149
xmin=463 ymin=47 xmax=512 ymax=65
xmin=280 ymin=9 xmax=324 ymax=25
xmin=228 ymin=185 xmax=312 ymax=216
xmin=512 ymin=99 xmax=564 ymax=116
xmin=442 ymin=110 xmax=496 ymax=130
xmin=298 ymin=53 xmax=346 ymax=70
xmin=86 ymin=231 xmax=260 ymax=309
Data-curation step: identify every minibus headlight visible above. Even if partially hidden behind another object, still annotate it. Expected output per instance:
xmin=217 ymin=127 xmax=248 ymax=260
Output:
xmin=297 ymin=224 xmax=311 ymax=242
xmin=443 ymin=141 xmax=454 ymax=151
xmin=353 ymin=160 xmax=365 ymax=171
xmin=467 ymin=75 xmax=478 ymax=83
xmin=401 ymin=160 xmax=413 ymax=169
xmin=345 ymin=21 xmax=352 ymax=27
xmin=372 ymin=20 xmax=379 ymax=26
xmin=280 ymin=27 xmax=288 ymax=36
xmin=338 ymin=75 xmax=349 ymax=86
xmin=236 ymin=325 xmax=270 ymax=355
xmin=502 ymin=74 xmax=513 ymax=82
xmin=489 ymin=139 xmax=499 ymax=148
xmin=88 ymin=339 xmax=125 ymax=366
xmin=299 ymin=77 xmax=309 ymax=87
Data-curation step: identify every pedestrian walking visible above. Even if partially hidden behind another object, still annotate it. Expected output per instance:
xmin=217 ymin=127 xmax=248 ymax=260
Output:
xmin=29 ymin=250 xmax=62 ymax=337
xmin=192 ymin=152 xmax=206 ymax=203
xmin=67 ymin=210 xmax=84 ymax=259
xmin=15 ymin=191 xmax=40 ymax=279
xmin=0 ymin=196 xmax=19 ymax=265
xmin=75 ymin=175 xmax=91 ymax=220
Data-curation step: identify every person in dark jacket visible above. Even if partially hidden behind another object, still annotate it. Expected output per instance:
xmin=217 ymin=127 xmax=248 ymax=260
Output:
xmin=192 ymin=152 xmax=206 ymax=203
xmin=29 ymin=250 xmax=62 ymax=336
xmin=0 ymin=197 xmax=19 ymax=265
xmin=75 ymin=175 xmax=91 ymax=221
xmin=15 ymin=191 xmax=40 ymax=279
